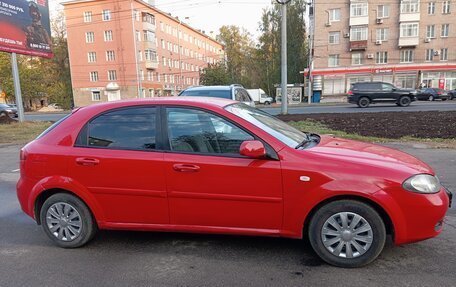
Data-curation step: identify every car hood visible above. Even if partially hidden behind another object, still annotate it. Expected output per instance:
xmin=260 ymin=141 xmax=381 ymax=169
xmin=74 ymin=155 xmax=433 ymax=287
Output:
xmin=306 ymin=135 xmax=433 ymax=175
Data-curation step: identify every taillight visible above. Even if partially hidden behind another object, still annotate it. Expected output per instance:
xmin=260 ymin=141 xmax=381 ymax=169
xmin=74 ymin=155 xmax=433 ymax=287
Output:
xmin=20 ymin=149 xmax=27 ymax=161
xmin=348 ymin=90 xmax=354 ymax=95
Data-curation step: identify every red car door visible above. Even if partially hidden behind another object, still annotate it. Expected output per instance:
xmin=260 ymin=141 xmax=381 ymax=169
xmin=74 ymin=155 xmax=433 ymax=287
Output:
xmin=163 ymin=107 xmax=283 ymax=231
xmin=69 ymin=106 xmax=169 ymax=225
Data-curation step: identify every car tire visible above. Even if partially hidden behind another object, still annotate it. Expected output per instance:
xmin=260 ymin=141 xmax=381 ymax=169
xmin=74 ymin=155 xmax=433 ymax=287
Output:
xmin=442 ymin=98 xmax=447 ymax=101
xmin=357 ymin=97 xmax=370 ymax=108
xmin=429 ymin=95 xmax=434 ymax=101
xmin=398 ymin=96 xmax=412 ymax=107
xmin=40 ymin=193 xmax=97 ymax=248
xmin=264 ymin=101 xmax=271 ymax=105
xmin=308 ymin=200 xmax=386 ymax=268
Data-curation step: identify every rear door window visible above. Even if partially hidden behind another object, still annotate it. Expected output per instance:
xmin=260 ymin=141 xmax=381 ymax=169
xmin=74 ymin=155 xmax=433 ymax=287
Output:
xmin=76 ymin=107 xmax=157 ymax=151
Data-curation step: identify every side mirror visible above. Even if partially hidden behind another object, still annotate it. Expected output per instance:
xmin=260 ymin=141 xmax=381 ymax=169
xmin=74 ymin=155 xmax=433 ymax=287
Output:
xmin=392 ymin=88 xmax=397 ymax=91
xmin=239 ymin=140 xmax=266 ymax=159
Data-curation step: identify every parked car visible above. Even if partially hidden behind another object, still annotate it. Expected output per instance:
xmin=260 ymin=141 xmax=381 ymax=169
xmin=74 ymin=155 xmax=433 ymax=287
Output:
xmin=178 ymin=85 xmax=255 ymax=106
xmin=0 ymin=103 xmax=18 ymax=118
xmin=246 ymin=88 xmax=274 ymax=105
xmin=348 ymin=82 xmax=417 ymax=108
xmin=17 ymin=98 xmax=451 ymax=268
xmin=448 ymin=90 xmax=456 ymax=100
xmin=416 ymin=88 xmax=450 ymax=101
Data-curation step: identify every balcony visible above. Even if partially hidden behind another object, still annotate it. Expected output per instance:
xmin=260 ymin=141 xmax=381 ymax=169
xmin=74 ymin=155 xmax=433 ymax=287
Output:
xmin=399 ymin=37 xmax=419 ymax=47
xmin=145 ymin=60 xmax=159 ymax=69
xmin=349 ymin=16 xmax=368 ymax=26
xmin=350 ymin=40 xmax=368 ymax=51
xmin=144 ymin=40 xmax=157 ymax=50
xmin=399 ymin=13 xmax=420 ymax=22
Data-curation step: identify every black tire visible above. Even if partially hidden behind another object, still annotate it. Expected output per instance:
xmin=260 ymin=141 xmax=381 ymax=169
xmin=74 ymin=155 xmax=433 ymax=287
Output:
xmin=442 ymin=98 xmax=447 ymax=101
xmin=264 ymin=101 xmax=271 ymax=105
xmin=357 ymin=97 xmax=370 ymax=108
xmin=308 ymin=200 xmax=386 ymax=268
xmin=398 ymin=96 xmax=411 ymax=107
xmin=40 ymin=193 xmax=97 ymax=248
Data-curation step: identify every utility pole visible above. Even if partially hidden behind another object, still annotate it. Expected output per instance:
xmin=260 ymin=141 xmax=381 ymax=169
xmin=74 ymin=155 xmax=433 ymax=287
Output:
xmin=11 ymin=53 xmax=25 ymax=122
xmin=276 ymin=0 xmax=291 ymax=115
xmin=307 ymin=0 xmax=314 ymax=104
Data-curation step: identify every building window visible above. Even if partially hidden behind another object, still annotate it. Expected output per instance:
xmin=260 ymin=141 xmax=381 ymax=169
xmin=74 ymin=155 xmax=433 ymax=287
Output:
xmin=106 ymin=50 xmax=115 ymax=61
xmin=108 ymin=70 xmax=117 ymax=81
xmin=91 ymin=91 xmax=101 ymax=101
xmin=443 ymin=1 xmax=451 ymax=14
xmin=351 ymin=53 xmax=363 ymax=65
xmin=350 ymin=26 xmax=368 ymax=41
xmin=90 ymin=72 xmax=99 ymax=82
xmin=328 ymin=54 xmax=339 ymax=67
xmin=377 ymin=5 xmax=390 ymax=18
xmin=328 ymin=32 xmax=340 ymax=44
xmin=135 ymin=30 xmax=141 ymax=41
xmin=147 ymin=71 xmax=153 ymax=81
xmin=162 ymin=56 xmax=166 ymax=66
xmin=428 ymin=2 xmax=435 ymax=14
xmin=87 ymin=52 xmax=96 ymax=63
xmin=426 ymin=25 xmax=436 ymax=38
xmin=401 ymin=0 xmax=420 ymax=13
xmin=83 ymin=11 xmax=92 ymax=23
xmin=329 ymin=9 xmax=341 ymax=21
xmin=138 ymin=50 xmax=143 ymax=62
xmin=400 ymin=50 xmax=414 ymax=63
xmin=400 ymin=23 xmax=419 ymax=37
xmin=140 ymin=70 xmax=144 ymax=81
xmin=376 ymin=51 xmax=388 ymax=64
xmin=350 ymin=3 xmax=368 ymax=17
xmin=144 ymin=30 xmax=155 ymax=42
xmin=425 ymin=49 xmax=434 ymax=61
xmin=102 ymin=10 xmax=111 ymax=21
xmin=440 ymin=48 xmax=448 ymax=61
xmin=134 ymin=10 xmax=140 ymax=21
xmin=161 ymin=39 xmax=165 ymax=49
xmin=376 ymin=28 xmax=388 ymax=41
xmin=85 ymin=32 xmax=94 ymax=43
xmin=104 ymin=30 xmax=113 ymax=42
xmin=441 ymin=24 xmax=450 ymax=37
xmin=145 ymin=49 xmax=157 ymax=61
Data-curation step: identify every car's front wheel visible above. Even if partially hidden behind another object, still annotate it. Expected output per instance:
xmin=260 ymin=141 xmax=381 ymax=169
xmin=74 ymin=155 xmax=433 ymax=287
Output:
xmin=398 ymin=96 xmax=412 ymax=107
xmin=40 ymin=193 xmax=97 ymax=248
xmin=429 ymin=95 xmax=434 ymax=101
xmin=308 ymin=200 xmax=386 ymax=268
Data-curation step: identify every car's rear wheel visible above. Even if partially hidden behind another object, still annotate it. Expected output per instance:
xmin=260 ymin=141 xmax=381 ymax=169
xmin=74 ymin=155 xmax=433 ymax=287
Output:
xmin=308 ymin=200 xmax=386 ymax=268
xmin=398 ymin=96 xmax=412 ymax=107
xmin=40 ymin=193 xmax=97 ymax=248
xmin=357 ymin=97 xmax=370 ymax=108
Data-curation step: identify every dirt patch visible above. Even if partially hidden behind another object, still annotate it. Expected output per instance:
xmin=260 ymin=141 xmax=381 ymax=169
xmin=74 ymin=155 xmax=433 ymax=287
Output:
xmin=0 ymin=115 xmax=17 ymax=125
xmin=278 ymin=111 xmax=456 ymax=139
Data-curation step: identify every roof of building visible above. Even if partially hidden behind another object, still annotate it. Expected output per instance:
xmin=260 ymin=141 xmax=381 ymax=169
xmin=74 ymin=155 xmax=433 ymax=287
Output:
xmin=61 ymin=0 xmax=223 ymax=47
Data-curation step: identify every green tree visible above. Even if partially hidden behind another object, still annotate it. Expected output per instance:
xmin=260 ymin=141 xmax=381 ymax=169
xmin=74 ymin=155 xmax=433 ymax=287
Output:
xmin=200 ymin=62 xmax=230 ymax=86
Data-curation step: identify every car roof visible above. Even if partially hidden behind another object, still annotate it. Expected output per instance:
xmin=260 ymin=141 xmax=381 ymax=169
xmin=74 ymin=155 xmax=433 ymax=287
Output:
xmin=78 ymin=97 xmax=237 ymax=113
xmin=184 ymin=86 xmax=232 ymax=91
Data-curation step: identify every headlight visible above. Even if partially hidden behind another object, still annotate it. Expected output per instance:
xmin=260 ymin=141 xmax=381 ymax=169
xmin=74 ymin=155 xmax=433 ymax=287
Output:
xmin=403 ymin=174 xmax=441 ymax=194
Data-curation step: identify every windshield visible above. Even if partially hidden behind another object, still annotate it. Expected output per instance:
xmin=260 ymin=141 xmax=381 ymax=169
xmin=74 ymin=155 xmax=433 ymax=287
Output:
xmin=179 ymin=90 xmax=231 ymax=99
xmin=225 ymin=103 xmax=308 ymax=148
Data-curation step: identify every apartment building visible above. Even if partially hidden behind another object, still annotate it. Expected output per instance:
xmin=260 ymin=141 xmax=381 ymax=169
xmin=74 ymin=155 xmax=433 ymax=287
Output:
xmin=312 ymin=0 xmax=456 ymax=96
xmin=63 ymin=0 xmax=224 ymax=106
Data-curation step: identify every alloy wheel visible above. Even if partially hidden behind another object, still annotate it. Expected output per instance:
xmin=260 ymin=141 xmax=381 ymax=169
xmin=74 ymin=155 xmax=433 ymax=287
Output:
xmin=321 ymin=212 xmax=373 ymax=259
xmin=46 ymin=202 xmax=82 ymax=242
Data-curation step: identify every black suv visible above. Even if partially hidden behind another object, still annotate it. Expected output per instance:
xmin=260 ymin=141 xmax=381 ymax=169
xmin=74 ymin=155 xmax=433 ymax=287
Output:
xmin=348 ymin=82 xmax=416 ymax=108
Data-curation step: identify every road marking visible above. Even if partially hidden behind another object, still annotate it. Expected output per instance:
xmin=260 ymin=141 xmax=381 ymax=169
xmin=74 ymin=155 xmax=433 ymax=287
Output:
xmin=11 ymin=169 xmax=19 ymax=173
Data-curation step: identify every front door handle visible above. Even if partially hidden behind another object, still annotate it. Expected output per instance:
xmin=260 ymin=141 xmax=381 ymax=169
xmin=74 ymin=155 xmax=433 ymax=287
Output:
xmin=76 ymin=157 xmax=100 ymax=166
xmin=173 ymin=163 xmax=200 ymax=172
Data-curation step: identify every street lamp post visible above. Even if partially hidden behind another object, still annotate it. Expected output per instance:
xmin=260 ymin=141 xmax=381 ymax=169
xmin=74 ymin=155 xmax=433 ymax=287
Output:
xmin=276 ymin=0 xmax=291 ymax=115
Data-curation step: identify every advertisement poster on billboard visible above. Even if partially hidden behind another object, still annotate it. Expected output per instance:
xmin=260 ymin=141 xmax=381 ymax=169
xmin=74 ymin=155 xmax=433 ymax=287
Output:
xmin=276 ymin=87 xmax=303 ymax=105
xmin=0 ymin=0 xmax=53 ymax=58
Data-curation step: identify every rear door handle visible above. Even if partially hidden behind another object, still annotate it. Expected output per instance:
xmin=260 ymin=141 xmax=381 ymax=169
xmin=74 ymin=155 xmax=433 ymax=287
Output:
xmin=173 ymin=164 xmax=200 ymax=172
xmin=76 ymin=157 xmax=100 ymax=166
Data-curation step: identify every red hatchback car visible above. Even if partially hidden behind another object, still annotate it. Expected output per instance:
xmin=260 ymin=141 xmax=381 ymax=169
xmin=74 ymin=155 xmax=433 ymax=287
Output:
xmin=17 ymin=97 xmax=451 ymax=267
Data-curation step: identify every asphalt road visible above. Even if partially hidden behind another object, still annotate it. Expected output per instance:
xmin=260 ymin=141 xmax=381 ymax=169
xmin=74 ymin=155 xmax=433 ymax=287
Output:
xmin=23 ymin=101 xmax=456 ymax=121
xmin=0 ymin=144 xmax=455 ymax=287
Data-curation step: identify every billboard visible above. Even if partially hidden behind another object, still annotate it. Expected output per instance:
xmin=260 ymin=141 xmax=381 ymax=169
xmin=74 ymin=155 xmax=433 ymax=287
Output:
xmin=0 ymin=0 xmax=52 ymax=58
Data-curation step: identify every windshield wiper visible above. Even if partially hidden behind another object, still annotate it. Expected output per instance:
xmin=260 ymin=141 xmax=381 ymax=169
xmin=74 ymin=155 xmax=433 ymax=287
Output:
xmin=295 ymin=133 xmax=320 ymax=149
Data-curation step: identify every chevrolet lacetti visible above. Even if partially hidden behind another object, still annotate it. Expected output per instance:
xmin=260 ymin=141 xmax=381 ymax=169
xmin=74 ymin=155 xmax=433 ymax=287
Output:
xmin=17 ymin=97 xmax=452 ymax=268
